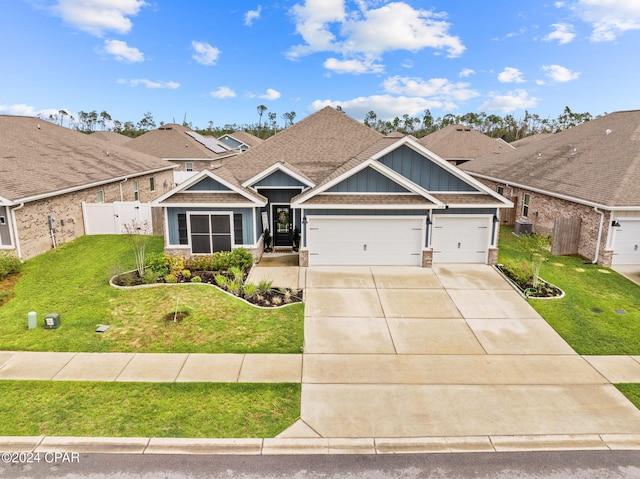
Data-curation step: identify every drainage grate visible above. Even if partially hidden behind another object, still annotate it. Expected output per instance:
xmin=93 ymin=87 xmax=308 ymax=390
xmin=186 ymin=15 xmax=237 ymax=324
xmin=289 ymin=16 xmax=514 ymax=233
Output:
xmin=615 ymin=309 xmax=627 ymax=315
xmin=590 ymin=308 xmax=602 ymax=314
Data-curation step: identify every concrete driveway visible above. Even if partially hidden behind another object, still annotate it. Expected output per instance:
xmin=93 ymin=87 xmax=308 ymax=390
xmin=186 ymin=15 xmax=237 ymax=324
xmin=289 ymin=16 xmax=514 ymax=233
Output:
xmin=255 ymin=263 xmax=640 ymax=439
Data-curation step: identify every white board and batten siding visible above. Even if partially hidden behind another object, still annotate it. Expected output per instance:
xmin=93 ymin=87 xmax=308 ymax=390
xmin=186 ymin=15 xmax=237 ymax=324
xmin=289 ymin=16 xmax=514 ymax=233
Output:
xmin=83 ymin=202 xmax=153 ymax=235
xmin=306 ymin=216 xmax=424 ymax=266
xmin=431 ymin=215 xmax=492 ymax=264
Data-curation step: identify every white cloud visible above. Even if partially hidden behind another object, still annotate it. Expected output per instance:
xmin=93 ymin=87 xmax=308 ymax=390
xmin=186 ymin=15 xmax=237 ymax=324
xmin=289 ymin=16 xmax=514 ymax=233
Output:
xmin=0 ymin=103 xmax=39 ymax=116
xmin=52 ymin=0 xmax=147 ymax=36
xmin=570 ymin=0 xmax=640 ymax=41
xmin=191 ymin=41 xmax=221 ymax=66
xmin=543 ymin=23 xmax=576 ymax=44
xmin=244 ymin=5 xmax=262 ymax=26
xmin=541 ymin=64 xmax=580 ymax=82
xmin=287 ymin=1 xmax=465 ymax=65
xmin=117 ymin=79 xmax=180 ymax=89
xmin=251 ymin=88 xmax=281 ymax=100
xmin=209 ymin=87 xmax=236 ymax=98
xmin=479 ymin=90 xmax=539 ymax=113
xmin=310 ymin=94 xmax=449 ymax=121
xmin=498 ymin=67 xmax=525 ymax=83
xmin=382 ymin=76 xmax=479 ymax=102
xmin=459 ymin=68 xmax=475 ymax=78
xmin=323 ymin=57 xmax=384 ymax=74
xmin=104 ymin=39 xmax=144 ymax=62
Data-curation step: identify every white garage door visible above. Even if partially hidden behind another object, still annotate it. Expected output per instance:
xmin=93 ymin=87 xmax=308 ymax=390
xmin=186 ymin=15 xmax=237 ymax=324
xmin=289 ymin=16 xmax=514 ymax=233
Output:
xmin=612 ymin=219 xmax=640 ymax=265
xmin=432 ymin=216 xmax=491 ymax=263
xmin=307 ymin=217 xmax=423 ymax=266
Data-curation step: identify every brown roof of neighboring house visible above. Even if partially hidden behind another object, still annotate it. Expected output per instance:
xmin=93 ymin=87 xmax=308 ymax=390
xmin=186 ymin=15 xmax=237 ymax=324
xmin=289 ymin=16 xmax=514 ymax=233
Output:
xmin=510 ymin=133 xmax=553 ymax=148
xmin=222 ymin=106 xmax=382 ymax=184
xmin=90 ymin=131 xmax=131 ymax=145
xmin=125 ymin=123 xmax=239 ymax=160
xmin=0 ymin=115 xmax=175 ymax=203
xmin=461 ymin=110 xmax=640 ymax=208
xmin=224 ymin=130 xmax=264 ymax=148
xmin=417 ymin=124 xmax=514 ymax=160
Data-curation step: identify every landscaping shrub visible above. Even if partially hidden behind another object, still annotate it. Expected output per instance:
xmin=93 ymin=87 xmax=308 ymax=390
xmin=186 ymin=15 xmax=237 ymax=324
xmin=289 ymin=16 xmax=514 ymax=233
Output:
xmin=0 ymin=253 xmax=21 ymax=280
xmin=144 ymin=252 xmax=169 ymax=277
xmin=190 ymin=275 xmax=202 ymax=283
xmin=229 ymin=248 xmax=254 ymax=270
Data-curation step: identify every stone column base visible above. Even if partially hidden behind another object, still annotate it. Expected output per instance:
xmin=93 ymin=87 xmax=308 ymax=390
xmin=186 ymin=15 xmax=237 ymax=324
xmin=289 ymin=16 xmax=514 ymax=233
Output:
xmin=488 ymin=247 xmax=499 ymax=265
xmin=299 ymin=249 xmax=309 ymax=267
xmin=421 ymin=249 xmax=433 ymax=268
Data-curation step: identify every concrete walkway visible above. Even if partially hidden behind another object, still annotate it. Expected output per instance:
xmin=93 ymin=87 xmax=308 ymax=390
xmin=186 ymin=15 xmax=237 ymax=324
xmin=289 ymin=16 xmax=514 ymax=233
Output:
xmin=3 ymin=263 xmax=640 ymax=453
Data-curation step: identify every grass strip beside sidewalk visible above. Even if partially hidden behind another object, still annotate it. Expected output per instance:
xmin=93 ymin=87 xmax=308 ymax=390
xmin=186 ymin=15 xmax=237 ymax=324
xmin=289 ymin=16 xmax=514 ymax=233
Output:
xmin=0 ymin=381 xmax=300 ymax=438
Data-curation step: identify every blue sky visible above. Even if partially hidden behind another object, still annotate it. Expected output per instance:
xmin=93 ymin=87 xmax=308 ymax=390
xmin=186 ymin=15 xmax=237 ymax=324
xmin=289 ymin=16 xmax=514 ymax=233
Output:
xmin=1 ymin=0 xmax=639 ymax=129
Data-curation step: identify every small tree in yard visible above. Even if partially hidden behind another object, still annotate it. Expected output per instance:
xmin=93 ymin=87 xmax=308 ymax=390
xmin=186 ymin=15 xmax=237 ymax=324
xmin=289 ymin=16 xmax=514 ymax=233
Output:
xmin=514 ymin=233 xmax=551 ymax=287
xmin=123 ymin=219 xmax=152 ymax=276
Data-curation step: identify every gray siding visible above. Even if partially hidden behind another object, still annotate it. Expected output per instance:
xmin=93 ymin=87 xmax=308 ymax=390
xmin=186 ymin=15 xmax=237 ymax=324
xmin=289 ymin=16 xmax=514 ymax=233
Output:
xmin=167 ymin=207 xmax=254 ymax=245
xmin=253 ymin=170 xmax=307 ymax=188
xmin=379 ymin=145 xmax=478 ymax=192
xmin=327 ymin=167 xmax=410 ymax=193
xmin=186 ymin=177 xmax=230 ymax=191
xmin=0 ymin=206 xmax=11 ymax=246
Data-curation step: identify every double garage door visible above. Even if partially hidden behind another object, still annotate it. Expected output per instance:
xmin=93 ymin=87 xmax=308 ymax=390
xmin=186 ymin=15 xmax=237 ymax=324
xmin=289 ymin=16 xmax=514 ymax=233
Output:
xmin=306 ymin=215 xmax=491 ymax=266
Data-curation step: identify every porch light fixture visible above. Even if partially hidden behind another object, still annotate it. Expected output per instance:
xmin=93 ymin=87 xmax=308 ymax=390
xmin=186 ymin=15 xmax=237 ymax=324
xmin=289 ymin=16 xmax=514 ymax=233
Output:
xmin=493 ymin=214 xmax=500 ymax=224
xmin=302 ymin=216 xmax=307 ymax=225
xmin=426 ymin=215 xmax=432 ymax=226
xmin=612 ymin=220 xmax=621 ymax=227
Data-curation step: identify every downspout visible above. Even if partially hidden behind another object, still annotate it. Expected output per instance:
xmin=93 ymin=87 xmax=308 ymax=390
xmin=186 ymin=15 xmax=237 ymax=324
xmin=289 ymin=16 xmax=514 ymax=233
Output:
xmin=9 ymin=203 xmax=25 ymax=260
xmin=119 ymin=177 xmax=128 ymax=202
xmin=592 ymin=207 xmax=605 ymax=264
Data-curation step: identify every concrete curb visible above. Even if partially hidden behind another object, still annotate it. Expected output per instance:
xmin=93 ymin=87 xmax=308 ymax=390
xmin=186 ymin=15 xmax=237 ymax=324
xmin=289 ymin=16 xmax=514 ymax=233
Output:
xmin=3 ymin=434 xmax=640 ymax=455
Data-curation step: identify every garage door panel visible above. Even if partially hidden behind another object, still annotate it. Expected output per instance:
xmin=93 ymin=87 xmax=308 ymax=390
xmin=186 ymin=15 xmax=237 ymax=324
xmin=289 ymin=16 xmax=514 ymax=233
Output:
xmin=432 ymin=216 xmax=490 ymax=264
xmin=308 ymin=217 xmax=423 ymax=266
xmin=612 ymin=220 xmax=640 ymax=265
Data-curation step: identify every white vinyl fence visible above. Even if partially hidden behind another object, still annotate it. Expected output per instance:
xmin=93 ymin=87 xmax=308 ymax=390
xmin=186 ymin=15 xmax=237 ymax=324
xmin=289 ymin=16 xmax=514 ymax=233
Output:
xmin=82 ymin=201 xmax=153 ymax=235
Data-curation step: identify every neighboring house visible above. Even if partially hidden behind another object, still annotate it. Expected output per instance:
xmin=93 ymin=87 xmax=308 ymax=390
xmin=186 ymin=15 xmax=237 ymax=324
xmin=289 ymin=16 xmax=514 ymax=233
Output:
xmin=417 ymin=124 xmax=514 ymax=165
xmin=90 ymin=131 xmax=132 ymax=146
xmin=462 ymin=110 xmax=640 ymax=266
xmin=510 ymin=133 xmax=552 ymax=148
xmin=152 ymin=107 xmax=513 ymax=267
xmin=218 ymin=130 xmax=264 ymax=152
xmin=0 ymin=115 xmax=175 ymax=259
xmin=125 ymin=124 xmax=239 ymax=184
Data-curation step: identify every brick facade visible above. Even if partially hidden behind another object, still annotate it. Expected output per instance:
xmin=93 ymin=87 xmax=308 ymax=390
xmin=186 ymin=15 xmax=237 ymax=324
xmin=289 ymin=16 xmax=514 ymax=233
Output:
xmin=479 ymin=179 xmax=613 ymax=266
xmin=13 ymin=170 xmax=174 ymax=259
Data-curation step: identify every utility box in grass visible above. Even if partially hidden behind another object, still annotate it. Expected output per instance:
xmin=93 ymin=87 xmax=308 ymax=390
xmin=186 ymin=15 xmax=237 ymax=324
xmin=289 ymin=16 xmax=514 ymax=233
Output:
xmin=44 ymin=313 xmax=60 ymax=329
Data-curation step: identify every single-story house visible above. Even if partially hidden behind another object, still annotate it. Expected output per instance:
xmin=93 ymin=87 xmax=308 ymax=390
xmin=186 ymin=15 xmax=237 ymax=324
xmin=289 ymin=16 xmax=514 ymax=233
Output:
xmin=218 ymin=130 xmax=264 ymax=152
xmin=152 ymin=107 xmax=513 ymax=267
xmin=462 ymin=109 xmax=640 ymax=266
xmin=417 ymin=124 xmax=514 ymax=165
xmin=125 ymin=124 xmax=239 ymax=184
xmin=0 ymin=115 xmax=175 ymax=259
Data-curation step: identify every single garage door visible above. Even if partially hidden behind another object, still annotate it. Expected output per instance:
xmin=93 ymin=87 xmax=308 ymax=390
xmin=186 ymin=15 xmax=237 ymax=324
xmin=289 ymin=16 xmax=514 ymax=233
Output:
xmin=432 ymin=215 xmax=491 ymax=263
xmin=612 ymin=219 xmax=640 ymax=265
xmin=307 ymin=217 xmax=423 ymax=266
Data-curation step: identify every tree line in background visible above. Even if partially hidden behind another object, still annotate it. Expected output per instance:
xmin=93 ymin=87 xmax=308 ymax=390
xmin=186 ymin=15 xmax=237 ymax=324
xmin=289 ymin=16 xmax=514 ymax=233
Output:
xmin=40 ymin=105 xmax=595 ymax=143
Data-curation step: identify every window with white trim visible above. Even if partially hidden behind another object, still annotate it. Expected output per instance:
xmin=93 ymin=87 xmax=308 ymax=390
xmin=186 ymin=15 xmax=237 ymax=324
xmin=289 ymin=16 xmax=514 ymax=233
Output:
xmin=522 ymin=193 xmax=530 ymax=217
xmin=96 ymin=190 xmax=104 ymax=203
xmin=133 ymin=181 xmax=139 ymax=201
xmin=189 ymin=213 xmax=233 ymax=254
xmin=149 ymin=176 xmax=155 ymax=192
xmin=185 ymin=162 xmax=194 ymax=172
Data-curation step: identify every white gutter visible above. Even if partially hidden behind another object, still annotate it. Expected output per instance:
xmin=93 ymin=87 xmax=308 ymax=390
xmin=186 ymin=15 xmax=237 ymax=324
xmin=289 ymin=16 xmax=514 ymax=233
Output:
xmin=592 ymin=207 xmax=605 ymax=264
xmin=119 ymin=177 xmax=128 ymax=202
xmin=9 ymin=203 xmax=25 ymax=259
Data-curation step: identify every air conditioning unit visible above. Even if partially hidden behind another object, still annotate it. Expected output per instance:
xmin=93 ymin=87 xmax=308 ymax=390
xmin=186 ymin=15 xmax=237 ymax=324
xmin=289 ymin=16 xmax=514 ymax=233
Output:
xmin=514 ymin=220 xmax=533 ymax=236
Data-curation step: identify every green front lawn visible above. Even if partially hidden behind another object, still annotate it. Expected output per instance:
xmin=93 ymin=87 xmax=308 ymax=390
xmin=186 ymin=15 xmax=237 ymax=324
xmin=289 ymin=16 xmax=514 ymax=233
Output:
xmin=0 ymin=381 xmax=300 ymax=438
xmin=0 ymin=235 xmax=303 ymax=353
xmin=498 ymin=227 xmax=640 ymax=355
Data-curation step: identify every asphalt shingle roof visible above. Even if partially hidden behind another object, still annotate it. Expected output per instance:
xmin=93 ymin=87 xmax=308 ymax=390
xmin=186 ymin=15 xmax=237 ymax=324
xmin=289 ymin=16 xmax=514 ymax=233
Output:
xmin=0 ymin=115 xmax=174 ymax=203
xmin=461 ymin=110 xmax=640 ymax=208
xmin=126 ymin=123 xmax=238 ymax=160
xmin=222 ymin=106 xmax=383 ymax=184
xmin=417 ymin=124 xmax=514 ymax=160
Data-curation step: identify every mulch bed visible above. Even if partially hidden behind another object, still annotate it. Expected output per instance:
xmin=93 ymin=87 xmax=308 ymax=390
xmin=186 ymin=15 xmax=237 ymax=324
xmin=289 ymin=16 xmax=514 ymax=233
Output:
xmin=112 ymin=270 xmax=303 ymax=308
xmin=497 ymin=266 xmax=563 ymax=298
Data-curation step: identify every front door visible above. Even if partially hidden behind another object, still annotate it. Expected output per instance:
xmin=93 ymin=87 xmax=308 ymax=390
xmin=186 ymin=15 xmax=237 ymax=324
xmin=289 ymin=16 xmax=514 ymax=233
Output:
xmin=273 ymin=205 xmax=292 ymax=246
